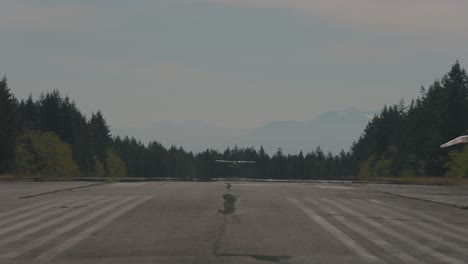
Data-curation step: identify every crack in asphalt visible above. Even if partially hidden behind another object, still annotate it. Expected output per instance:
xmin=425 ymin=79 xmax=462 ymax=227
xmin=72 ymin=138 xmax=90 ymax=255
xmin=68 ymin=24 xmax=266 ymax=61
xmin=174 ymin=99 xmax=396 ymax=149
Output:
xmin=218 ymin=253 xmax=291 ymax=263
xmin=18 ymin=183 xmax=106 ymax=199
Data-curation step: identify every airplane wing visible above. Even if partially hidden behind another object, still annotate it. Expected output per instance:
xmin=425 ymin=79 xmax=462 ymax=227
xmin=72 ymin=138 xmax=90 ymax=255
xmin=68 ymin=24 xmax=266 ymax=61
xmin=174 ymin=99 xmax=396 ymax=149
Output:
xmin=215 ymin=160 xmax=236 ymax=163
xmin=215 ymin=160 xmax=255 ymax=164
xmin=441 ymin=136 xmax=468 ymax=148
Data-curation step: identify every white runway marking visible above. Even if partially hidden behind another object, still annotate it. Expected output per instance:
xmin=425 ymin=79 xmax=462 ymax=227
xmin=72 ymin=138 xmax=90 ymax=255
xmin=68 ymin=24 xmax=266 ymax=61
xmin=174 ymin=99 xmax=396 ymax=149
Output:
xmin=0 ymin=196 xmax=80 ymax=228
xmin=0 ymin=197 xmax=74 ymax=219
xmin=306 ymin=198 xmax=424 ymax=264
xmin=0 ymin=196 xmax=114 ymax=248
xmin=0 ymin=196 xmax=97 ymax=236
xmin=1 ymin=196 xmax=140 ymax=259
xmin=37 ymin=196 xmax=155 ymax=261
xmin=352 ymin=199 xmax=468 ymax=257
xmin=370 ymin=199 xmax=468 ymax=239
xmin=337 ymin=199 xmax=466 ymax=264
xmin=288 ymin=197 xmax=385 ymax=264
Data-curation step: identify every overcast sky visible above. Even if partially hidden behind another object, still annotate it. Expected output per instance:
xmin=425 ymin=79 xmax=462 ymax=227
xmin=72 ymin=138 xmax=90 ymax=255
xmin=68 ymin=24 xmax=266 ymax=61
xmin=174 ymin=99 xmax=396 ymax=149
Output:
xmin=1 ymin=0 xmax=467 ymax=129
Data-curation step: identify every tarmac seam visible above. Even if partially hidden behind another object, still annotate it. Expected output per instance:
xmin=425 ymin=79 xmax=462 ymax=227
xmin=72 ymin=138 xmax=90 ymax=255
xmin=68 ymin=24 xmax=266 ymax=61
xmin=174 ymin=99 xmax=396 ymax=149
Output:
xmin=18 ymin=183 xmax=107 ymax=199
xmin=217 ymin=253 xmax=291 ymax=263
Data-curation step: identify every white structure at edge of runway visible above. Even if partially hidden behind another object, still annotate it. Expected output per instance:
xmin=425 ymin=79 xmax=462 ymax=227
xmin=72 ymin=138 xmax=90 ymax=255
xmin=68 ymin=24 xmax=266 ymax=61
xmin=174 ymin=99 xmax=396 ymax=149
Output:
xmin=440 ymin=135 xmax=468 ymax=148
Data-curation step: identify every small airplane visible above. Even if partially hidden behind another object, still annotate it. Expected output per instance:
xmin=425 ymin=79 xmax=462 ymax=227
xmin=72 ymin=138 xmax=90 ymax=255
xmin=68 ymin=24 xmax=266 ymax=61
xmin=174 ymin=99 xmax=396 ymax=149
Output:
xmin=440 ymin=135 xmax=468 ymax=148
xmin=215 ymin=160 xmax=255 ymax=167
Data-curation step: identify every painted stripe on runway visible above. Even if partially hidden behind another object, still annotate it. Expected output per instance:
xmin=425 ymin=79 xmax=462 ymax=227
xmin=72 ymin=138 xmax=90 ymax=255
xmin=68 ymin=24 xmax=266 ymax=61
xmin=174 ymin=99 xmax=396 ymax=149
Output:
xmin=288 ymin=197 xmax=385 ymax=264
xmin=0 ymin=197 xmax=74 ymax=219
xmin=335 ymin=199 xmax=466 ymax=264
xmin=368 ymin=200 xmax=468 ymax=244
xmin=1 ymin=196 xmax=139 ymax=259
xmin=0 ymin=196 xmax=116 ymax=248
xmin=305 ymin=198 xmax=423 ymax=264
xmin=352 ymin=199 xmax=468 ymax=257
xmin=0 ymin=196 xmax=98 ymax=236
xmin=369 ymin=199 xmax=444 ymax=222
xmin=36 ymin=196 xmax=155 ymax=261
xmin=0 ymin=196 xmax=80 ymax=228
xmin=370 ymin=199 xmax=468 ymax=238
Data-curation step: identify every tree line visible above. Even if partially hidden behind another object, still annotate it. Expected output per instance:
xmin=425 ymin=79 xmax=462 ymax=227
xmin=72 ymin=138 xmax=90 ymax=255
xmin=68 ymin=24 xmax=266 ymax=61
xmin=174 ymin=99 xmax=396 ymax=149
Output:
xmin=113 ymin=140 xmax=357 ymax=180
xmin=0 ymin=76 xmax=356 ymax=179
xmin=0 ymin=82 xmax=125 ymax=178
xmin=352 ymin=61 xmax=468 ymax=178
xmin=1 ymin=61 xmax=467 ymax=179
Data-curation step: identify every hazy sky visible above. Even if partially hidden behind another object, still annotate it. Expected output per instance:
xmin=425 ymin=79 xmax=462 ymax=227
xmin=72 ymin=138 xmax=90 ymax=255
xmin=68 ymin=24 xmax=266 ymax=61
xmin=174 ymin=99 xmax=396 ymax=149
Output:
xmin=1 ymin=0 xmax=467 ymax=129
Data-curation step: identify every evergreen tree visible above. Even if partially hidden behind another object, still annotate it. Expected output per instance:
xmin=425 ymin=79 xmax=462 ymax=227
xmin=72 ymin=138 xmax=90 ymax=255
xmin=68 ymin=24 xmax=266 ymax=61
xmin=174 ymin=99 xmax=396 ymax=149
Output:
xmin=38 ymin=90 xmax=62 ymax=134
xmin=353 ymin=61 xmax=468 ymax=178
xmin=0 ymin=76 xmax=16 ymax=172
xmin=90 ymin=111 xmax=111 ymax=168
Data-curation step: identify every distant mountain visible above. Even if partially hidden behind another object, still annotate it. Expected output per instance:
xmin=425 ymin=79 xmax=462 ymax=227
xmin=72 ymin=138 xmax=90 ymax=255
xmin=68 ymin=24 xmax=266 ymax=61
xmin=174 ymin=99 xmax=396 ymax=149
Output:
xmin=112 ymin=109 xmax=377 ymax=155
xmin=239 ymin=109 xmax=377 ymax=154
xmin=112 ymin=121 xmax=247 ymax=152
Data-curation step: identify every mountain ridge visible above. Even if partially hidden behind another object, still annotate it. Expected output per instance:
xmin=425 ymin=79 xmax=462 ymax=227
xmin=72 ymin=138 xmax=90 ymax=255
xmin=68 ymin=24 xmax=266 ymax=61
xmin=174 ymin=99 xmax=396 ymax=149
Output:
xmin=112 ymin=109 xmax=378 ymax=154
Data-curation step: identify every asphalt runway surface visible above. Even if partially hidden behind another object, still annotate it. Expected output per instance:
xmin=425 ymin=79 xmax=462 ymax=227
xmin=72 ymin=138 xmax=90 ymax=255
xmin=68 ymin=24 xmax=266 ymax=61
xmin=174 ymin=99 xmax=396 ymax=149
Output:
xmin=0 ymin=181 xmax=468 ymax=264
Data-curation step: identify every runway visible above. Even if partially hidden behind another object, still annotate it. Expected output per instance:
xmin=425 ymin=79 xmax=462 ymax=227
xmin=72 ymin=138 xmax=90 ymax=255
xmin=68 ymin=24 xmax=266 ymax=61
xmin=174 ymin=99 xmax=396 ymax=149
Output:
xmin=0 ymin=181 xmax=467 ymax=263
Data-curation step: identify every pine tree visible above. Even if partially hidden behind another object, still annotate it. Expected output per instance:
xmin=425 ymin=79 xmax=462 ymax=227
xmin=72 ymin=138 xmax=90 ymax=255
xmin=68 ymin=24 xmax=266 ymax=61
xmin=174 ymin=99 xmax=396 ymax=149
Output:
xmin=17 ymin=95 xmax=38 ymax=131
xmin=440 ymin=61 xmax=468 ymax=140
xmin=0 ymin=76 xmax=16 ymax=172
xmin=38 ymin=90 xmax=62 ymax=134
xmin=90 ymin=111 xmax=111 ymax=168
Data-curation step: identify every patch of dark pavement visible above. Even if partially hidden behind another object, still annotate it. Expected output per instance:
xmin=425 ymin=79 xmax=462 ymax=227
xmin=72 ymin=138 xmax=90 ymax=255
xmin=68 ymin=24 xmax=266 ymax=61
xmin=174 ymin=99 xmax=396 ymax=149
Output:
xmin=219 ymin=193 xmax=237 ymax=214
xmin=218 ymin=253 xmax=291 ymax=263
xmin=213 ymin=183 xmax=291 ymax=263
